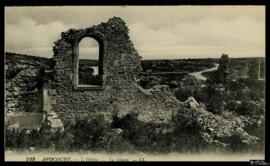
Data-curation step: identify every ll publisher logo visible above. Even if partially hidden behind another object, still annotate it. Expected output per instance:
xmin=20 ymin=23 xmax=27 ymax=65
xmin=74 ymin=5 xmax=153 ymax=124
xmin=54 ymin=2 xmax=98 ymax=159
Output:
xmin=250 ymin=160 xmax=270 ymax=165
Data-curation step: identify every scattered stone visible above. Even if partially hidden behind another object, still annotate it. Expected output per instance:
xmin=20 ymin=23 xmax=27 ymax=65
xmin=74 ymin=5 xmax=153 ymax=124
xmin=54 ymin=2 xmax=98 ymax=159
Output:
xmin=7 ymin=123 xmax=20 ymax=132
xmin=29 ymin=147 xmax=35 ymax=151
xmin=113 ymin=128 xmax=123 ymax=135
xmin=207 ymin=127 xmax=214 ymax=132
xmin=176 ymin=103 xmax=259 ymax=148
xmin=184 ymin=96 xmax=199 ymax=109
xmin=25 ymin=129 xmax=31 ymax=134
xmin=42 ymin=111 xmax=64 ymax=133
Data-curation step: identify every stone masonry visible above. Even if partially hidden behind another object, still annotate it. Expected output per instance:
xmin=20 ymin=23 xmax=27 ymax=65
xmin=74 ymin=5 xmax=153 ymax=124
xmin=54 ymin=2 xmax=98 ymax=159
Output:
xmin=50 ymin=17 xmax=182 ymax=125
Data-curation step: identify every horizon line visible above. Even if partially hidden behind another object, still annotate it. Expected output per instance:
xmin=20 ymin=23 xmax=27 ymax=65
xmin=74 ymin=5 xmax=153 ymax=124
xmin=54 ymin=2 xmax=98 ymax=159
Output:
xmin=5 ymin=52 xmax=265 ymax=60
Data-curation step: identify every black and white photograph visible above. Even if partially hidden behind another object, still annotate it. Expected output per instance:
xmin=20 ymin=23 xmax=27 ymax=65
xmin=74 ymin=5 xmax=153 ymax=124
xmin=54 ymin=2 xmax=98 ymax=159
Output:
xmin=4 ymin=5 xmax=266 ymax=161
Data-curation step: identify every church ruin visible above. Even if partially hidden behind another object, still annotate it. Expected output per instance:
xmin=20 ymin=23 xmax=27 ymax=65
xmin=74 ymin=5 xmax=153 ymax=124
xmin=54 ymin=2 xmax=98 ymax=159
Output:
xmin=5 ymin=17 xmax=262 ymax=148
xmin=43 ymin=17 xmax=182 ymax=128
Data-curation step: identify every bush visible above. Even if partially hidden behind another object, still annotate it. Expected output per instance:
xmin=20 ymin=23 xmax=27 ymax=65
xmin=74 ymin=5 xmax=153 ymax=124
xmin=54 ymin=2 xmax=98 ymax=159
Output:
xmin=112 ymin=113 xmax=173 ymax=153
xmin=226 ymin=100 xmax=242 ymax=113
xmin=72 ymin=116 xmax=109 ymax=150
xmin=172 ymin=109 xmax=212 ymax=153
xmin=112 ymin=113 xmax=144 ymax=143
xmin=5 ymin=128 xmax=53 ymax=150
xmin=95 ymin=131 xmax=136 ymax=152
xmin=6 ymin=108 xmax=264 ymax=153
xmin=175 ymin=86 xmax=195 ymax=102
xmin=204 ymin=84 xmax=225 ymax=114
xmin=52 ymin=127 xmax=75 ymax=151
xmin=78 ymin=65 xmax=100 ymax=85
xmin=236 ymin=100 xmax=257 ymax=116
xmin=5 ymin=116 xmax=110 ymax=151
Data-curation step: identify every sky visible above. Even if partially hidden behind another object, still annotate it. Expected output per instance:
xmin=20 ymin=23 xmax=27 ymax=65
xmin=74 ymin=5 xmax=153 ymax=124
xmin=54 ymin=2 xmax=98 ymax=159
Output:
xmin=5 ymin=6 xmax=265 ymax=59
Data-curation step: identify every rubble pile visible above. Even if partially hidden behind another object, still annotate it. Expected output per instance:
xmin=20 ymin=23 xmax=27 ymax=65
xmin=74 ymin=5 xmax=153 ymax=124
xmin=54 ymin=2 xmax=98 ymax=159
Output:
xmin=177 ymin=97 xmax=259 ymax=148
xmin=42 ymin=111 xmax=64 ymax=133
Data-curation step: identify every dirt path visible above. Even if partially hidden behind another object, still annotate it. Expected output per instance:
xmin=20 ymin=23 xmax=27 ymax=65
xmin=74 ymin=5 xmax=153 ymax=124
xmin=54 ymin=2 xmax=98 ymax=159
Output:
xmin=189 ymin=63 xmax=219 ymax=81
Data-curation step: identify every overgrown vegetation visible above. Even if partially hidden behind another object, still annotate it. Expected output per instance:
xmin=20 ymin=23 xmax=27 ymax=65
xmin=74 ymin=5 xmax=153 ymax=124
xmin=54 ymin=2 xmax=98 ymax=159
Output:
xmin=5 ymin=53 xmax=265 ymax=154
xmin=5 ymin=109 xmax=263 ymax=153
xmin=78 ymin=65 xmax=100 ymax=85
xmin=141 ymin=59 xmax=216 ymax=73
xmin=5 ymin=113 xmax=206 ymax=153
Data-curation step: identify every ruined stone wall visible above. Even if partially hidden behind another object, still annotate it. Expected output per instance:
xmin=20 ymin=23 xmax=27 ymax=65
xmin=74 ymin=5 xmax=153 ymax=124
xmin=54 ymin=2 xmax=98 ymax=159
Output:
xmin=5 ymin=54 xmax=51 ymax=114
xmin=52 ymin=17 xmax=181 ymax=125
xmin=248 ymin=59 xmax=260 ymax=80
xmin=216 ymin=54 xmax=229 ymax=85
xmin=5 ymin=89 xmax=42 ymax=114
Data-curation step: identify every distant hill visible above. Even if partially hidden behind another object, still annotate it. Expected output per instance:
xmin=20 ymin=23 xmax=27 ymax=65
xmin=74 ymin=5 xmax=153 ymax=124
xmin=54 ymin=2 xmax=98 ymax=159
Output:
xmin=5 ymin=52 xmax=52 ymax=66
xmin=5 ymin=52 xmax=265 ymax=76
xmin=79 ymin=59 xmax=99 ymax=66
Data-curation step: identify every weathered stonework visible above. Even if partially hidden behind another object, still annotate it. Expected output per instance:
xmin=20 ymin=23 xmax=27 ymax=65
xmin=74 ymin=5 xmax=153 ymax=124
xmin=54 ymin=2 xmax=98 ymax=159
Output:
xmin=51 ymin=17 xmax=182 ymax=125
xmin=5 ymin=57 xmax=48 ymax=114
xmin=248 ymin=58 xmax=261 ymax=81
xmin=209 ymin=54 xmax=229 ymax=85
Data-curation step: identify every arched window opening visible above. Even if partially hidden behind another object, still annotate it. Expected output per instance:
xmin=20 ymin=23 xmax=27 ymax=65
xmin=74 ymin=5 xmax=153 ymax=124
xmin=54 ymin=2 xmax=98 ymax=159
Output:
xmin=78 ymin=37 xmax=101 ymax=86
